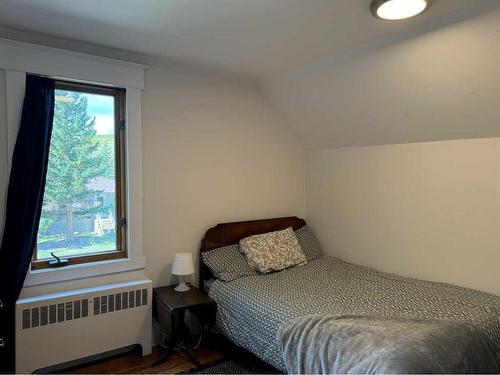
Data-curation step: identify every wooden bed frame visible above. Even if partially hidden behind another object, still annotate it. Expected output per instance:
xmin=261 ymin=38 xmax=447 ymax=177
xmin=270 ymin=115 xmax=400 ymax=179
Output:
xmin=198 ymin=216 xmax=306 ymax=289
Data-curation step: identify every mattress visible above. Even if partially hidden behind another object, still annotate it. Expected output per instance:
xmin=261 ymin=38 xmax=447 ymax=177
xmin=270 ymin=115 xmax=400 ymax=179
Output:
xmin=208 ymin=256 xmax=500 ymax=372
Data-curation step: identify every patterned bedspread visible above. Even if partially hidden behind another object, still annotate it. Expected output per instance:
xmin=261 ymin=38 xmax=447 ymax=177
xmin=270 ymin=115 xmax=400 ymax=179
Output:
xmin=208 ymin=256 xmax=500 ymax=372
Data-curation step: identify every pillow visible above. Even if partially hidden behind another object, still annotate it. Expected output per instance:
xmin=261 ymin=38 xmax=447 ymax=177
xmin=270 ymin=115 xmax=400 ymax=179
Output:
xmin=295 ymin=225 xmax=323 ymax=261
xmin=240 ymin=227 xmax=306 ymax=274
xmin=202 ymin=244 xmax=258 ymax=282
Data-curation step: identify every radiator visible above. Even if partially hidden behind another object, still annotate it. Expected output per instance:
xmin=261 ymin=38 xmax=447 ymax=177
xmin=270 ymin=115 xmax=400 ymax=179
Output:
xmin=16 ymin=279 xmax=152 ymax=373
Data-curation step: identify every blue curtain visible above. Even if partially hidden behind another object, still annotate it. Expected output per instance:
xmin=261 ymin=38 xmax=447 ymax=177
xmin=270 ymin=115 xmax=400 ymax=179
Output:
xmin=0 ymin=75 xmax=55 ymax=372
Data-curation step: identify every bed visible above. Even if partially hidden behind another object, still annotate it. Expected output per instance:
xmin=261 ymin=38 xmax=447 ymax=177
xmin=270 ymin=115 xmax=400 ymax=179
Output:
xmin=199 ymin=217 xmax=500 ymax=373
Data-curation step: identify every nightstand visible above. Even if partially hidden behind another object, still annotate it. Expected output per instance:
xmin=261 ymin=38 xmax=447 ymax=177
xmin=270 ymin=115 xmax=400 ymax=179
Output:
xmin=152 ymin=285 xmax=216 ymax=368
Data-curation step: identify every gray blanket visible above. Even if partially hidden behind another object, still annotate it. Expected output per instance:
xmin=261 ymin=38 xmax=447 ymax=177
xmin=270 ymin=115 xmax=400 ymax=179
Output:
xmin=279 ymin=315 xmax=499 ymax=374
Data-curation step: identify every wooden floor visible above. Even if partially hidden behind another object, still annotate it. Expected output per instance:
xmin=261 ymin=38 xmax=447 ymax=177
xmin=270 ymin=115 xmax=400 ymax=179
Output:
xmin=66 ymin=346 xmax=224 ymax=374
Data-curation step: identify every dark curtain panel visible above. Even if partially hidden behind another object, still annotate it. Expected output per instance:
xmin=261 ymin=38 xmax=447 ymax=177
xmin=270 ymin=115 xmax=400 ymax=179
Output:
xmin=0 ymin=75 xmax=55 ymax=372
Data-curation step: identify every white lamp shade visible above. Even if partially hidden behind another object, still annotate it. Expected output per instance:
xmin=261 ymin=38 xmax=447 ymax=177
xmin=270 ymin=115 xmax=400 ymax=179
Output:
xmin=171 ymin=252 xmax=195 ymax=276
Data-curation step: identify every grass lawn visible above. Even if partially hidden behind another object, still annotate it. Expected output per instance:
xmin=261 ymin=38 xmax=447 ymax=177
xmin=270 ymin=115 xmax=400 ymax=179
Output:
xmin=37 ymin=232 xmax=116 ymax=259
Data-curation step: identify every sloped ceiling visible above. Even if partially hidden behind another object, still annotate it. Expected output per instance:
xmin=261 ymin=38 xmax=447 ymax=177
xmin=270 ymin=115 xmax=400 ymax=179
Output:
xmin=262 ymin=8 xmax=500 ymax=148
xmin=0 ymin=0 xmax=499 ymax=148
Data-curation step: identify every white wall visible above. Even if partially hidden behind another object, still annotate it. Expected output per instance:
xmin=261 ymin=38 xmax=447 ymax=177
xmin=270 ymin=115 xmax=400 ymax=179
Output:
xmin=0 ymin=53 xmax=304 ymax=297
xmin=141 ymin=61 xmax=305 ymax=287
xmin=306 ymin=138 xmax=500 ymax=296
xmin=261 ymin=8 xmax=500 ymax=297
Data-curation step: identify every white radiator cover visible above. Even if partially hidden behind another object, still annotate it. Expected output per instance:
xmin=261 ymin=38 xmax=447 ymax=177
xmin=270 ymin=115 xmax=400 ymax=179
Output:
xmin=16 ymin=279 xmax=152 ymax=373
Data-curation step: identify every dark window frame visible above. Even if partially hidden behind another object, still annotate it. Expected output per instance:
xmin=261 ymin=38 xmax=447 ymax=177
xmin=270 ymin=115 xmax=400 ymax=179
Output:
xmin=32 ymin=80 xmax=127 ymax=270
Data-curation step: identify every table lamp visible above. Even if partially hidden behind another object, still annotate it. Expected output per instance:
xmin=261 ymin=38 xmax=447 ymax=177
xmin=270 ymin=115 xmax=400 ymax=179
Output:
xmin=171 ymin=252 xmax=195 ymax=292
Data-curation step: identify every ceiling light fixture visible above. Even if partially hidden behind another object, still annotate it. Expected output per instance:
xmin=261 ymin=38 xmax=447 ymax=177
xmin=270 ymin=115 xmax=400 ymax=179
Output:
xmin=371 ymin=0 xmax=432 ymax=21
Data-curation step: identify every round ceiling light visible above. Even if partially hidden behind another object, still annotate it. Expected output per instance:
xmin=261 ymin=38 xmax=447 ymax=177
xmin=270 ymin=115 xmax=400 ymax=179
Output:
xmin=371 ymin=0 xmax=432 ymax=21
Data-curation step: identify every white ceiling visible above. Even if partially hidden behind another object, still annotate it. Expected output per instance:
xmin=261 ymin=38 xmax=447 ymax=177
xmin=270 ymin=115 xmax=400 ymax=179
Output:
xmin=0 ymin=0 xmax=496 ymax=77
xmin=1 ymin=0 xmax=499 ymax=148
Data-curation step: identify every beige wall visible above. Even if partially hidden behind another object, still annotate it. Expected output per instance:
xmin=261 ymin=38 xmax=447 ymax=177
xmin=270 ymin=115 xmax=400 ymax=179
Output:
xmin=306 ymin=138 xmax=500 ymax=296
xmin=142 ymin=61 xmax=305 ymax=287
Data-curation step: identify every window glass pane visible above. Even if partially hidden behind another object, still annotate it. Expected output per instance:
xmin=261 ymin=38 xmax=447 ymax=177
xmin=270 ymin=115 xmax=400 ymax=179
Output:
xmin=36 ymin=89 xmax=117 ymax=260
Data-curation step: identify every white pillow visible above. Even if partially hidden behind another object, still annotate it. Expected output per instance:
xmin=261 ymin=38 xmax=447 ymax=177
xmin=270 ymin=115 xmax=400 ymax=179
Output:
xmin=239 ymin=227 xmax=306 ymax=274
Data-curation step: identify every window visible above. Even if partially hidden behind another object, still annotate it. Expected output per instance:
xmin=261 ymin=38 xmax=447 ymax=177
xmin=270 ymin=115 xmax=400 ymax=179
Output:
xmin=32 ymin=81 xmax=126 ymax=269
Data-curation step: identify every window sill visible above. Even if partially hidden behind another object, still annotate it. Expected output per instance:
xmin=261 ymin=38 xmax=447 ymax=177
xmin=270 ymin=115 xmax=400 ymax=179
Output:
xmin=23 ymin=255 xmax=146 ymax=287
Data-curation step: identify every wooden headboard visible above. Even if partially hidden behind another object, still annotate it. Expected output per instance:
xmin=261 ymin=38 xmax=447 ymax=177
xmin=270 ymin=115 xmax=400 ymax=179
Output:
xmin=199 ymin=216 xmax=306 ymax=289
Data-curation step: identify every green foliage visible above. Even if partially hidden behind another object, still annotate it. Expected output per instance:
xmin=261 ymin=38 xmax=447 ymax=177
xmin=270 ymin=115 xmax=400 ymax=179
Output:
xmin=94 ymin=135 xmax=115 ymax=178
xmin=38 ymin=216 xmax=52 ymax=234
xmin=41 ymin=90 xmax=114 ymax=241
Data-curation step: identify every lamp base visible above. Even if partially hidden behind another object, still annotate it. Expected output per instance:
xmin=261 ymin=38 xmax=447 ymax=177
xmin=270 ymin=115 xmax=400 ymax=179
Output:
xmin=174 ymin=281 xmax=190 ymax=292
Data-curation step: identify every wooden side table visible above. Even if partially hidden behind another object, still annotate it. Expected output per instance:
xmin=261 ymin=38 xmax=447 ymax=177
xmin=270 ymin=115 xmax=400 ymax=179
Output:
xmin=152 ymin=285 xmax=216 ymax=368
